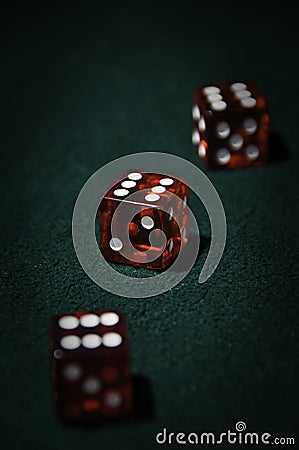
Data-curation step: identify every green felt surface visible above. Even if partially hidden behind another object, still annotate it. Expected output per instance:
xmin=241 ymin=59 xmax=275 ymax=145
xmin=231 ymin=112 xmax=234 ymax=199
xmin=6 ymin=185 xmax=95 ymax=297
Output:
xmin=1 ymin=1 xmax=299 ymax=449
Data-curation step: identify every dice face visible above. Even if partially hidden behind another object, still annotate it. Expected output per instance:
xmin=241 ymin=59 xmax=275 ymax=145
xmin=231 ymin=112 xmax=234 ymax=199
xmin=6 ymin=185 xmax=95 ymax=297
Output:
xmin=99 ymin=172 xmax=189 ymax=270
xmin=49 ymin=310 xmax=132 ymax=421
xmin=192 ymin=81 xmax=269 ymax=169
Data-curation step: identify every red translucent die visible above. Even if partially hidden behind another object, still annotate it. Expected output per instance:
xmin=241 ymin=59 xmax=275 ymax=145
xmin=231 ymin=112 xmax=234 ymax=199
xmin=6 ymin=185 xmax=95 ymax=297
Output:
xmin=49 ymin=310 xmax=132 ymax=422
xmin=99 ymin=172 xmax=189 ymax=270
xmin=192 ymin=81 xmax=269 ymax=169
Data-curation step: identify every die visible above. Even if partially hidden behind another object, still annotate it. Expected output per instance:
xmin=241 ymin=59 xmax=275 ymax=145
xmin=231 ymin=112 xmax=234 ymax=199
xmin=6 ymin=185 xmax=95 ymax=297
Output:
xmin=191 ymin=81 xmax=269 ymax=169
xmin=99 ymin=172 xmax=189 ymax=270
xmin=49 ymin=310 xmax=132 ymax=421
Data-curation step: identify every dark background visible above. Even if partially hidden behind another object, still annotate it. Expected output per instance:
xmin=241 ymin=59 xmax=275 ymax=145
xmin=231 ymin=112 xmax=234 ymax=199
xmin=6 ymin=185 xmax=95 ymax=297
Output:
xmin=1 ymin=1 xmax=299 ymax=449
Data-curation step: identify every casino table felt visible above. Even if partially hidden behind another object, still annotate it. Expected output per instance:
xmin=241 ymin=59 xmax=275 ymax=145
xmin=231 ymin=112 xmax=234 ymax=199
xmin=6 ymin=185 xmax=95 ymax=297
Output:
xmin=1 ymin=1 xmax=298 ymax=449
